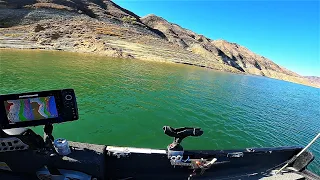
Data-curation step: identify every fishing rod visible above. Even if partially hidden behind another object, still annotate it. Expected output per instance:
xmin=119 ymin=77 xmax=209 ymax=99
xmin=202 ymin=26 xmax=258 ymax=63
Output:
xmin=275 ymin=132 xmax=320 ymax=174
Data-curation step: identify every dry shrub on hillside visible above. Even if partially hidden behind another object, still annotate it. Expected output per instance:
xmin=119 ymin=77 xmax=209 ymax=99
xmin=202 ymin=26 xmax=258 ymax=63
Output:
xmin=95 ymin=27 xmax=123 ymax=36
xmin=24 ymin=3 xmax=73 ymax=11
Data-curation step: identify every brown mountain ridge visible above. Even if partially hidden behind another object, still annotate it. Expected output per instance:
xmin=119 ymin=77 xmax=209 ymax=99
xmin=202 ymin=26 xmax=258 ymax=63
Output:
xmin=0 ymin=0 xmax=319 ymax=88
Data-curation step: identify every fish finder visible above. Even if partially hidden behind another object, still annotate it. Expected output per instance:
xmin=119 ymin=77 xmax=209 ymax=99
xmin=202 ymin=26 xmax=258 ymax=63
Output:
xmin=0 ymin=89 xmax=78 ymax=129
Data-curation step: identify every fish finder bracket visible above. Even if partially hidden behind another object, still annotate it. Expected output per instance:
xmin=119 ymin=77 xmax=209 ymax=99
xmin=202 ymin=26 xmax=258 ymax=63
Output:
xmin=44 ymin=124 xmax=54 ymax=148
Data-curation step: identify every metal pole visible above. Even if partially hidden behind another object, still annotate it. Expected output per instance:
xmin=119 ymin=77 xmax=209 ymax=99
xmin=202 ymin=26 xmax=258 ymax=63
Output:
xmin=275 ymin=133 xmax=320 ymax=174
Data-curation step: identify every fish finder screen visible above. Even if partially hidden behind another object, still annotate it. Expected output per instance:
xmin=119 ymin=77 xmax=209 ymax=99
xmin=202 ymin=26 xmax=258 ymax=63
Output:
xmin=4 ymin=96 xmax=58 ymax=124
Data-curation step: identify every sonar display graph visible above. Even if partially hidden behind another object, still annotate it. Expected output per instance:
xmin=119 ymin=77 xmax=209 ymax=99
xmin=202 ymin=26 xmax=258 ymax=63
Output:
xmin=4 ymin=96 xmax=58 ymax=123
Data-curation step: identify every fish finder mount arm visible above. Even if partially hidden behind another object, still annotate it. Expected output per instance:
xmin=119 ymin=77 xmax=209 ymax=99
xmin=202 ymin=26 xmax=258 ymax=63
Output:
xmin=44 ymin=124 xmax=54 ymax=148
xmin=163 ymin=126 xmax=203 ymax=152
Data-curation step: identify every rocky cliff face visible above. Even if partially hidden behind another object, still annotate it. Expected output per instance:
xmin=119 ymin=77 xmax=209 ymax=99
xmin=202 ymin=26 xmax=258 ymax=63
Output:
xmin=141 ymin=14 xmax=302 ymax=77
xmin=0 ymin=0 xmax=318 ymax=87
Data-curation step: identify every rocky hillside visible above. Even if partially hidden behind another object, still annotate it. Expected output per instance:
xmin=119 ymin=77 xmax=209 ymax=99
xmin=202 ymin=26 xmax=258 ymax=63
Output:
xmin=305 ymin=76 xmax=320 ymax=85
xmin=0 ymin=0 xmax=319 ymax=88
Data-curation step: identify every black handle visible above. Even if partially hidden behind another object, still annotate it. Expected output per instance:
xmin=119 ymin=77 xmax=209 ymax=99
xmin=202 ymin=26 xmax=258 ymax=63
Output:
xmin=163 ymin=126 xmax=203 ymax=144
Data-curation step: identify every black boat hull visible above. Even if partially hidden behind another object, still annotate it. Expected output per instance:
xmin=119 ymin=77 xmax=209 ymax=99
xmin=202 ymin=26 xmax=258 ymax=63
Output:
xmin=105 ymin=145 xmax=307 ymax=179
xmin=0 ymin=142 xmax=318 ymax=180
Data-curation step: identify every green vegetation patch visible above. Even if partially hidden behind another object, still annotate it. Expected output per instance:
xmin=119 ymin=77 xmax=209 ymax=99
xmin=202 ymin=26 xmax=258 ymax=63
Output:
xmin=122 ymin=16 xmax=137 ymax=25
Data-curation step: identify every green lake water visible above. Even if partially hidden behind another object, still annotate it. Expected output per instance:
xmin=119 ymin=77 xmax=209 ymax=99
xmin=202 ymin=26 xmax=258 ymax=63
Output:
xmin=0 ymin=49 xmax=319 ymax=175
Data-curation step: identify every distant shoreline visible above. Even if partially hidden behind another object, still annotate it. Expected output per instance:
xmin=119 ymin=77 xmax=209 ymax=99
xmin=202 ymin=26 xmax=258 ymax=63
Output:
xmin=1 ymin=47 xmax=319 ymax=89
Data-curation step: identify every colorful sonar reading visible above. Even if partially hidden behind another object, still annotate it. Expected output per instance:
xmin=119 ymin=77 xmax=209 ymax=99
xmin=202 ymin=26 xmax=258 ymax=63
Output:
xmin=4 ymin=96 xmax=58 ymax=124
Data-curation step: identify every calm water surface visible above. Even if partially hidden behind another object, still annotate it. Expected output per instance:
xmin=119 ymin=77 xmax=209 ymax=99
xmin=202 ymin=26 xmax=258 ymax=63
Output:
xmin=0 ymin=49 xmax=319 ymax=174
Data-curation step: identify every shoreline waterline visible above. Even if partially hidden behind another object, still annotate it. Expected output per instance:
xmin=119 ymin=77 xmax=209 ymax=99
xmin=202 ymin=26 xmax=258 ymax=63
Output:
xmin=0 ymin=48 xmax=318 ymax=89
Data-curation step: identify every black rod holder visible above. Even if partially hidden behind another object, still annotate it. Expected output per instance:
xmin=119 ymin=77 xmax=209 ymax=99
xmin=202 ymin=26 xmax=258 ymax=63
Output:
xmin=163 ymin=126 xmax=203 ymax=151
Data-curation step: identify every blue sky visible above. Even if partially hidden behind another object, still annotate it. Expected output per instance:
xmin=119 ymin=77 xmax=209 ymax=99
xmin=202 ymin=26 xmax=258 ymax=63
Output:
xmin=113 ymin=0 xmax=320 ymax=76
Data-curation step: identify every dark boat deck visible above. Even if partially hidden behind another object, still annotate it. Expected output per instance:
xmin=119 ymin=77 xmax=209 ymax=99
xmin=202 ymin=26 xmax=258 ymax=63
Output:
xmin=1 ymin=143 xmax=319 ymax=180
